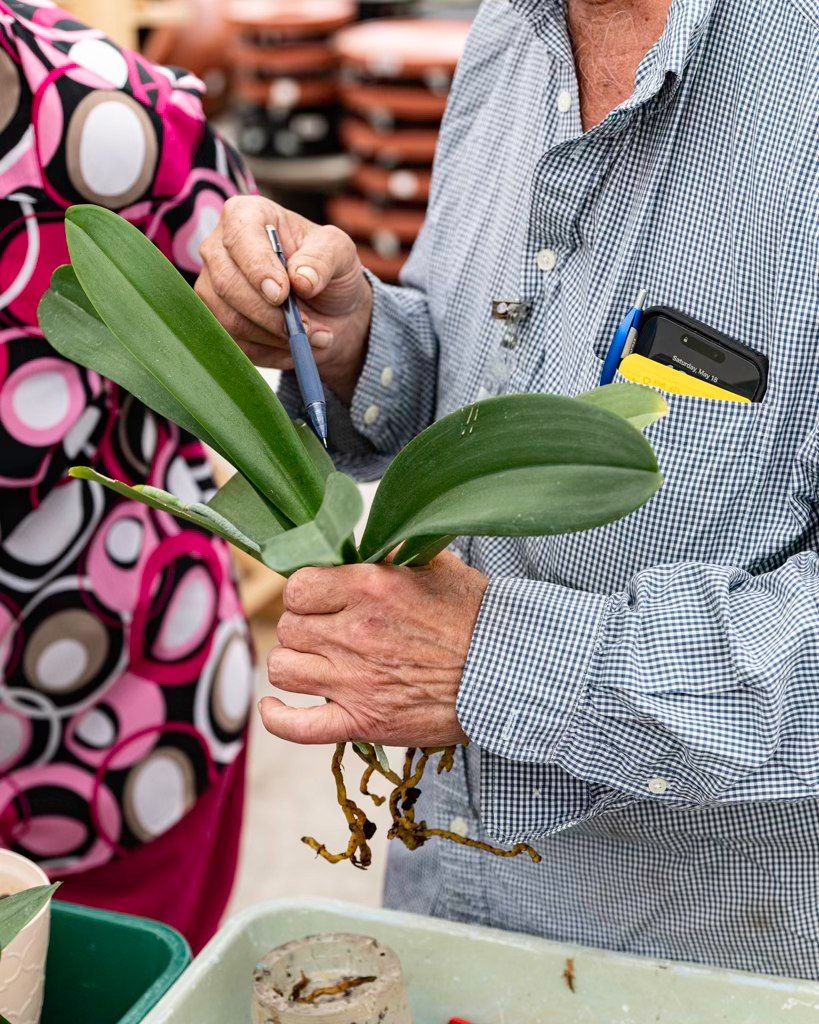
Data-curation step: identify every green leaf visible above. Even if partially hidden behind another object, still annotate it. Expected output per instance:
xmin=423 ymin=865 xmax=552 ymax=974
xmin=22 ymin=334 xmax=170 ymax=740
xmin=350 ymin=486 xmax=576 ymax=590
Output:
xmin=577 ymin=382 xmax=668 ymax=432
xmin=393 ymin=534 xmax=458 ymax=567
xmin=261 ymin=472 xmax=363 ymax=575
xmin=0 ymin=884 xmax=59 ymax=952
xmin=69 ymin=466 xmax=266 ymax=557
xmin=360 ymin=393 xmax=663 ymax=563
xmin=295 ymin=420 xmax=335 ymax=481
xmin=39 ymin=266 xmax=229 ymax=459
xmin=207 ymin=471 xmax=290 ymax=540
xmin=55 ymin=205 xmax=323 ymax=525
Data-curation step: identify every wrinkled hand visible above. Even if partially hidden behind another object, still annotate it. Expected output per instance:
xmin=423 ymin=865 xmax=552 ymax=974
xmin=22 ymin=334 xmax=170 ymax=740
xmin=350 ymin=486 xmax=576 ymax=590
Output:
xmin=195 ymin=195 xmax=372 ymax=402
xmin=261 ymin=553 xmax=488 ymax=747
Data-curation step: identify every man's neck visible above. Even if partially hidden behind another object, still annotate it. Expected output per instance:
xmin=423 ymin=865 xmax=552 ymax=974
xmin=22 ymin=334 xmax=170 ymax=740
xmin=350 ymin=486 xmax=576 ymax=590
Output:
xmin=567 ymin=0 xmax=673 ymax=130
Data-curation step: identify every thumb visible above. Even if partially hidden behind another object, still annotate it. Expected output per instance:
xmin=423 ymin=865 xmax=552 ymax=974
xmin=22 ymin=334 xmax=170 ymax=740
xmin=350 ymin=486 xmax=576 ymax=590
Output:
xmin=287 ymin=224 xmax=359 ymax=300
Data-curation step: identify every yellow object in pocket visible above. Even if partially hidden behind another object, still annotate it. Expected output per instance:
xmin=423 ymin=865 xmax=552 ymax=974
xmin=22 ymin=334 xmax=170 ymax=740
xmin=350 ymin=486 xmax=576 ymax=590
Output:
xmin=618 ymin=353 xmax=750 ymax=403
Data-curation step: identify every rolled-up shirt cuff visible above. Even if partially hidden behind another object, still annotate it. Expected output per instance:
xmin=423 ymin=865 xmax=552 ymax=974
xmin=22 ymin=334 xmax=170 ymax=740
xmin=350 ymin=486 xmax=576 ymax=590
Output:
xmin=456 ymin=576 xmax=609 ymax=763
xmin=348 ymin=269 xmax=417 ymax=452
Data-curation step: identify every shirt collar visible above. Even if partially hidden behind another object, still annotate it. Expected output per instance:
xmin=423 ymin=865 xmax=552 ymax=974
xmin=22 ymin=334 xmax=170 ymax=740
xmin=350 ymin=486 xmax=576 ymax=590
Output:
xmin=509 ymin=0 xmax=719 ymax=107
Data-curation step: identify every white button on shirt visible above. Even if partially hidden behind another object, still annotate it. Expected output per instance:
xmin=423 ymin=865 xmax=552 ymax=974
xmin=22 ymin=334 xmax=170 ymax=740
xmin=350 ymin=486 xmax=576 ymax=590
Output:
xmin=536 ymin=247 xmax=557 ymax=272
xmin=380 ymin=366 xmax=394 ymax=387
xmin=363 ymin=404 xmax=380 ymax=426
xmin=647 ymin=777 xmax=669 ymax=795
xmin=557 ymin=88 xmax=572 ymax=113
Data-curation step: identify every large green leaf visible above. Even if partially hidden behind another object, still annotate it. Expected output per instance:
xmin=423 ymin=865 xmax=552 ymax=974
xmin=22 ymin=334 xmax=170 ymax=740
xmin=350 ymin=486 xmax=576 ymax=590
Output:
xmin=39 ymin=266 xmax=228 ymax=458
xmin=360 ymin=393 xmax=663 ymax=562
xmin=394 ymin=384 xmax=667 ymax=566
xmin=56 ymin=205 xmax=323 ymax=525
xmin=69 ymin=467 xmax=271 ymax=557
xmin=0 ymin=884 xmax=59 ymax=952
xmin=262 ymin=472 xmax=363 ymax=575
xmin=577 ymin=382 xmax=668 ymax=431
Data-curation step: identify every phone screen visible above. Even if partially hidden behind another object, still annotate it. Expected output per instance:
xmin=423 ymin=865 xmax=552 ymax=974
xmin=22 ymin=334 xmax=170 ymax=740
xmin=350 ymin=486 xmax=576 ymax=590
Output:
xmin=635 ymin=313 xmax=762 ymax=401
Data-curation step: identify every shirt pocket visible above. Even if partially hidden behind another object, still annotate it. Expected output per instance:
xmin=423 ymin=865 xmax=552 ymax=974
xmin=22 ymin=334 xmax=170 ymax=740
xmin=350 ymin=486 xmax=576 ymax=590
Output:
xmin=526 ymin=350 xmax=773 ymax=591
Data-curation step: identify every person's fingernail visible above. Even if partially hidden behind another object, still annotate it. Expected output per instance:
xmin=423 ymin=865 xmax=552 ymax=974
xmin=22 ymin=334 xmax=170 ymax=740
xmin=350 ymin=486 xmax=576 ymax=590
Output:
xmin=295 ymin=266 xmax=319 ymax=290
xmin=261 ymin=278 xmax=280 ymax=303
xmin=311 ymin=330 xmax=333 ymax=348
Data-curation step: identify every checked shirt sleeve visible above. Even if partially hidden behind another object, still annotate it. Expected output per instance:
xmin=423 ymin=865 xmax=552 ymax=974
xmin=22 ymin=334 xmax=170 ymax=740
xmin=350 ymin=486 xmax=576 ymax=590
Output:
xmin=458 ymin=430 xmax=819 ymax=840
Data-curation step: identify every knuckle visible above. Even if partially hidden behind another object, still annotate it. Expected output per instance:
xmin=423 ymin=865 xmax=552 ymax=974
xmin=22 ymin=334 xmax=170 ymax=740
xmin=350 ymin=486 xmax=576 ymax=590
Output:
xmin=275 ymin=611 xmax=299 ymax=648
xmin=209 ymin=262 xmax=236 ymax=299
xmin=266 ymin=648 xmax=282 ymax=679
xmin=225 ymin=309 xmax=249 ymax=337
xmin=361 ymin=566 xmax=389 ymax=600
xmin=284 ymin=568 xmax=320 ymax=611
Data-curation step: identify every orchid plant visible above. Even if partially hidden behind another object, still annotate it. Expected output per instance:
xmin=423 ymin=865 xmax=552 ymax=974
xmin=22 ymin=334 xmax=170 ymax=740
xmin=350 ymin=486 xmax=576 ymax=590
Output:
xmin=39 ymin=206 xmax=666 ymax=867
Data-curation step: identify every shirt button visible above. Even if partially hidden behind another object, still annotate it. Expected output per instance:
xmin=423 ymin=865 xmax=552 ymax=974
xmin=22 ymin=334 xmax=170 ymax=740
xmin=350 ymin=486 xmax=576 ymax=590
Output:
xmin=363 ymin=404 xmax=380 ymax=426
xmin=557 ymin=89 xmax=572 ymax=113
xmin=448 ymin=816 xmax=469 ymax=837
xmin=647 ymin=777 xmax=669 ymax=795
xmin=536 ymin=247 xmax=557 ymax=272
xmin=380 ymin=366 xmax=394 ymax=388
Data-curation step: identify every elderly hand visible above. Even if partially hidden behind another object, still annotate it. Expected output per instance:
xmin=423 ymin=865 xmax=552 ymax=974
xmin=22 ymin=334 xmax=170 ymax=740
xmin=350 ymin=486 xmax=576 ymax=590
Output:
xmin=195 ymin=195 xmax=372 ymax=403
xmin=261 ymin=553 xmax=488 ymax=748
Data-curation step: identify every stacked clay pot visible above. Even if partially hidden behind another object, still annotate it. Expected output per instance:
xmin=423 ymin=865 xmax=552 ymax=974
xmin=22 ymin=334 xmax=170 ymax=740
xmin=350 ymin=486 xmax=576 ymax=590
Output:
xmin=227 ymin=0 xmax=356 ymax=160
xmin=330 ymin=18 xmax=468 ymax=282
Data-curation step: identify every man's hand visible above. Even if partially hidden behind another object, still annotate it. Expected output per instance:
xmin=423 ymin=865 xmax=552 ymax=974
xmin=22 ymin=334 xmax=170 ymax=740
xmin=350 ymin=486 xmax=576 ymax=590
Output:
xmin=195 ymin=195 xmax=372 ymax=403
xmin=261 ymin=553 xmax=488 ymax=748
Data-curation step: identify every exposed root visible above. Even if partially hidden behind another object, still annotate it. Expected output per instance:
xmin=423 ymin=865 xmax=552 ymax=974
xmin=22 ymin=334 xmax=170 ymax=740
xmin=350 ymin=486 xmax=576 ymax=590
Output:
xmin=302 ymin=742 xmax=541 ymax=867
xmin=359 ymin=763 xmax=386 ymax=806
xmin=293 ymin=975 xmax=377 ymax=1005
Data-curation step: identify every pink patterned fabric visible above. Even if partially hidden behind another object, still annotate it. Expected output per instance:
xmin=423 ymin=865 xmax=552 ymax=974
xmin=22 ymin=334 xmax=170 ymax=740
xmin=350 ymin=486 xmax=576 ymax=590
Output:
xmin=0 ymin=0 xmax=256 ymax=930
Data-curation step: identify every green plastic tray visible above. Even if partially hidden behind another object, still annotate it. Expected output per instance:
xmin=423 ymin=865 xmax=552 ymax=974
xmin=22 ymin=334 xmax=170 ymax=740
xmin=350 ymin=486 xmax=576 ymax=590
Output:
xmin=142 ymin=898 xmax=819 ymax=1023
xmin=42 ymin=901 xmax=191 ymax=1024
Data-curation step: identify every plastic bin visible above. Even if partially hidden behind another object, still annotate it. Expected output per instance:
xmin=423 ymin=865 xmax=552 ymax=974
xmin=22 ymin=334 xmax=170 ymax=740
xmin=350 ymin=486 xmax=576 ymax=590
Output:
xmin=143 ymin=897 xmax=819 ymax=1024
xmin=42 ymin=901 xmax=191 ymax=1024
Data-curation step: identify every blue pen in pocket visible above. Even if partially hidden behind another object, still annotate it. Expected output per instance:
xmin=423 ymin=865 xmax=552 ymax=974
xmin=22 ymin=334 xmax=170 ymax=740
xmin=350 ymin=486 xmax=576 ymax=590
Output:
xmin=599 ymin=288 xmax=647 ymax=386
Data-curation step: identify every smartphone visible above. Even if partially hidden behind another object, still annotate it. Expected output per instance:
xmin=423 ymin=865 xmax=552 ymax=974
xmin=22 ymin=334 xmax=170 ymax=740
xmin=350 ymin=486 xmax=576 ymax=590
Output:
xmin=632 ymin=306 xmax=768 ymax=402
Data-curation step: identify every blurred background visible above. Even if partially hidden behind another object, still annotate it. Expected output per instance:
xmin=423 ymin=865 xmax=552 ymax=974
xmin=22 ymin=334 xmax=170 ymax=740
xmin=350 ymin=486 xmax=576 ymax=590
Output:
xmin=58 ymin=0 xmax=475 ymax=912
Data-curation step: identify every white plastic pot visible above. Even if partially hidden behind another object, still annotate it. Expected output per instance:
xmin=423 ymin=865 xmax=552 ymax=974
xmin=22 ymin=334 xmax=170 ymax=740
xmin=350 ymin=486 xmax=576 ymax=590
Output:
xmin=251 ymin=932 xmax=412 ymax=1024
xmin=0 ymin=850 xmax=52 ymax=1024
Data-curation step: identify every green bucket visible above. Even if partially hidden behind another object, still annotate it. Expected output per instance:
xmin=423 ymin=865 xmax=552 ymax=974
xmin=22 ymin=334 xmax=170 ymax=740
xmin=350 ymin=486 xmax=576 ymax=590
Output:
xmin=42 ymin=902 xmax=191 ymax=1024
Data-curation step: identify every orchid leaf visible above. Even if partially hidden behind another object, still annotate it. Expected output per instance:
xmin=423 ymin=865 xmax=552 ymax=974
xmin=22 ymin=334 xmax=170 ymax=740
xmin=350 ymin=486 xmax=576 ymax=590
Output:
xmin=69 ymin=467 xmax=264 ymax=557
xmin=295 ymin=421 xmax=335 ymax=481
xmin=394 ymin=385 xmax=667 ymax=565
xmin=361 ymin=393 xmax=663 ymax=563
xmin=206 ymin=471 xmax=290 ymax=538
xmin=0 ymin=884 xmax=59 ymax=953
xmin=577 ymin=382 xmax=668 ymax=431
xmin=261 ymin=472 xmax=363 ymax=575
xmin=38 ymin=266 xmax=228 ymax=459
xmin=51 ymin=206 xmax=324 ymax=525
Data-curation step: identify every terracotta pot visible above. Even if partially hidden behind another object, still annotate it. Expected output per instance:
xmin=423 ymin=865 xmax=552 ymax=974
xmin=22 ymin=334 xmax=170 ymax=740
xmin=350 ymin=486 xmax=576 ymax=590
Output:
xmin=352 ymin=162 xmax=431 ymax=203
xmin=227 ymin=0 xmax=356 ymax=40
xmin=335 ymin=19 xmax=468 ymax=81
xmin=252 ymin=932 xmax=412 ymax=1024
xmin=0 ymin=850 xmax=52 ymax=1024
xmin=339 ymin=118 xmax=438 ymax=166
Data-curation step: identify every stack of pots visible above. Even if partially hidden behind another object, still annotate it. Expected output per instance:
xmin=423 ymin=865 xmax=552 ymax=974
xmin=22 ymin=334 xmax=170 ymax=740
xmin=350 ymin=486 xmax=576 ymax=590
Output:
xmin=227 ymin=0 xmax=357 ymax=161
xmin=330 ymin=18 xmax=469 ymax=282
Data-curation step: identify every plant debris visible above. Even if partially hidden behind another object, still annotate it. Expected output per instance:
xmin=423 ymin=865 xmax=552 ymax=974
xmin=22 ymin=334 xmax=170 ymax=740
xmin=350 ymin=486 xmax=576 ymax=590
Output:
xmin=563 ymin=957 xmax=576 ymax=993
xmin=302 ymin=743 xmax=542 ymax=868
xmin=290 ymin=972 xmax=377 ymax=1005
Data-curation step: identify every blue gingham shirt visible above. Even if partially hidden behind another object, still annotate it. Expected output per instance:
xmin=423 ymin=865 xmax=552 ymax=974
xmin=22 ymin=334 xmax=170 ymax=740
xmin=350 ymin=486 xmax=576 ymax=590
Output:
xmin=284 ymin=0 xmax=819 ymax=977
